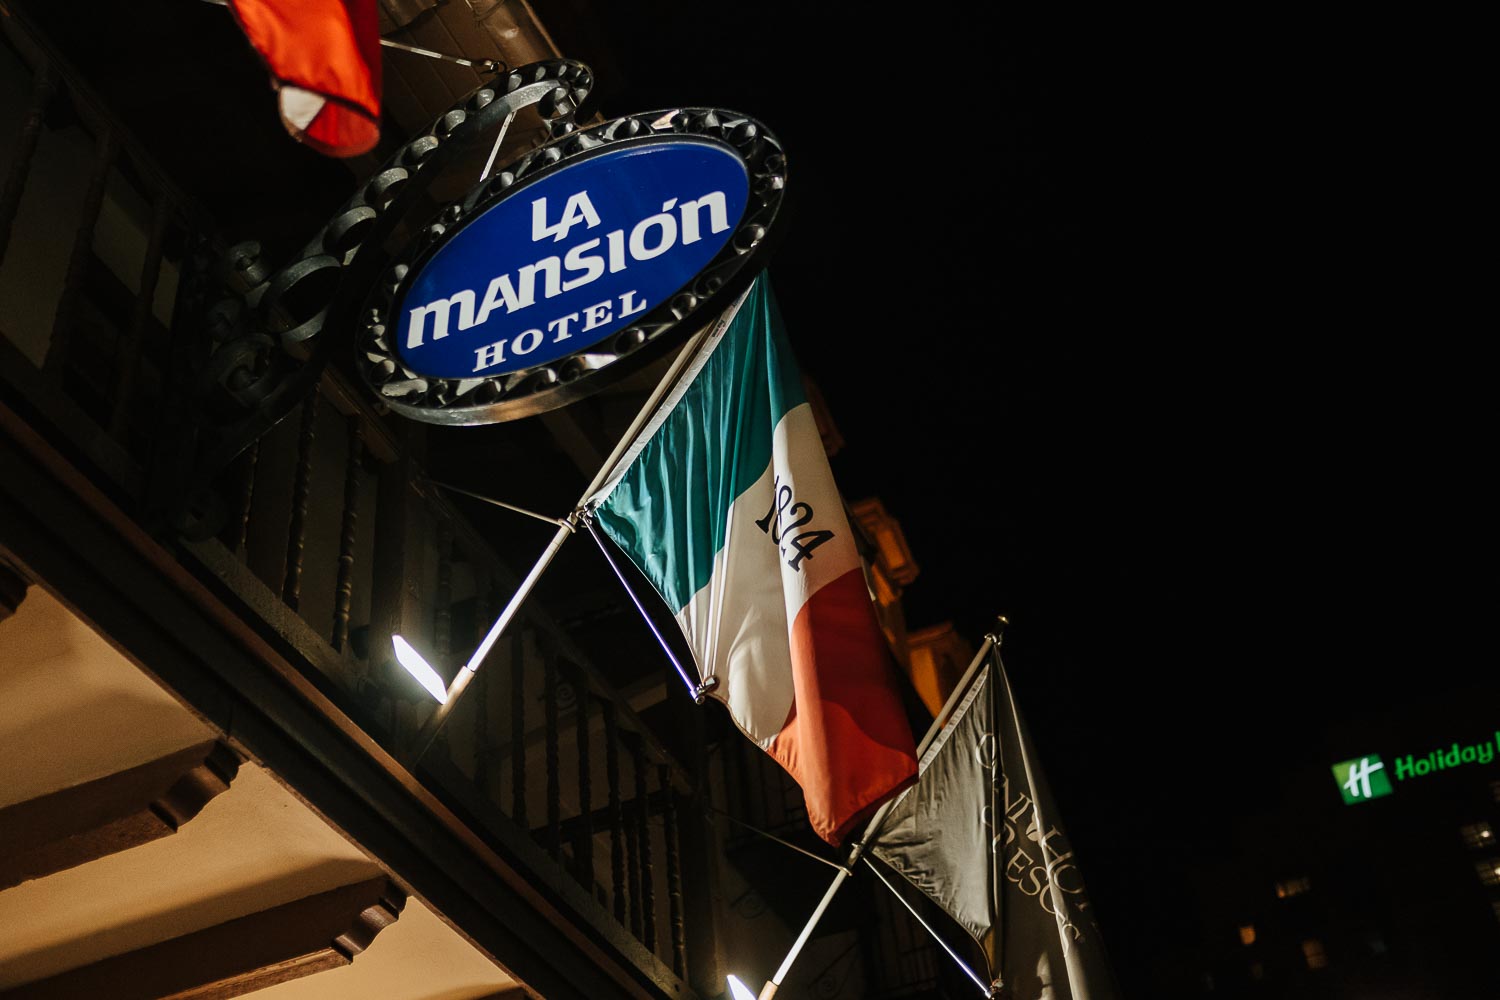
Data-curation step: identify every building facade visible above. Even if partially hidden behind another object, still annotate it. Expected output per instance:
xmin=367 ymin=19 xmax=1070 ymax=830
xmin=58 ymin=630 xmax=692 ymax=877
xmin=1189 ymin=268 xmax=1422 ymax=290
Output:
xmin=0 ymin=3 xmax=981 ymax=997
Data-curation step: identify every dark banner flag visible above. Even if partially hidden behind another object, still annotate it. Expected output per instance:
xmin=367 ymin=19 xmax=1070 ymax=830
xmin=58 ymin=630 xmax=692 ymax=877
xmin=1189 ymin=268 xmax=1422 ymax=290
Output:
xmin=870 ymin=652 xmax=1117 ymax=999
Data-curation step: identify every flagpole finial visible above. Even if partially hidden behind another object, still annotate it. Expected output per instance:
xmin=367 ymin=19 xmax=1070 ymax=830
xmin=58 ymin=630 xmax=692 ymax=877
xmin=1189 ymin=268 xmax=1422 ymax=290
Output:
xmin=694 ymin=675 xmax=720 ymax=704
xmin=987 ymin=615 xmax=1009 ymax=648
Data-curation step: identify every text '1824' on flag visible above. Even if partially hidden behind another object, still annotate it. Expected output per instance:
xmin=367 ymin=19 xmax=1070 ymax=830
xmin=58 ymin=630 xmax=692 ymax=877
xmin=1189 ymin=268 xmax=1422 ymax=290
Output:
xmin=587 ymin=274 xmax=917 ymax=846
xmin=870 ymin=652 xmax=1118 ymax=999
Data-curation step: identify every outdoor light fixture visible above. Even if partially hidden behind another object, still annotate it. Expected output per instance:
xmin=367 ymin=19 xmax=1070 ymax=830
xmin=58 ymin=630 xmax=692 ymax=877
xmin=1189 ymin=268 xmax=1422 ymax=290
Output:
xmin=726 ymin=975 xmax=759 ymax=1000
xmin=392 ymin=635 xmax=449 ymax=703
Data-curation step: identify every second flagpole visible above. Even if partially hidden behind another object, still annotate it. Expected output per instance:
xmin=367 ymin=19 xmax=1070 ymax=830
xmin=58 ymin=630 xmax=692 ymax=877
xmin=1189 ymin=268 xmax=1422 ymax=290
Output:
xmin=756 ymin=618 xmax=1006 ymax=998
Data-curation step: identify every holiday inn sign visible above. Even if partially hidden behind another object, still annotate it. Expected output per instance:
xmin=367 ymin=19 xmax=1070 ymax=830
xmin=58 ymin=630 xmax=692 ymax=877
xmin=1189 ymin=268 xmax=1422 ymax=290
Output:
xmin=1333 ymin=729 xmax=1499 ymax=805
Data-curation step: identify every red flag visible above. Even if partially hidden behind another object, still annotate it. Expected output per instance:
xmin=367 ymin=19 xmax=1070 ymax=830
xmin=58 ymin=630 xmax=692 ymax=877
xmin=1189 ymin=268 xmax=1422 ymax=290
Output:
xmin=228 ymin=0 xmax=382 ymax=157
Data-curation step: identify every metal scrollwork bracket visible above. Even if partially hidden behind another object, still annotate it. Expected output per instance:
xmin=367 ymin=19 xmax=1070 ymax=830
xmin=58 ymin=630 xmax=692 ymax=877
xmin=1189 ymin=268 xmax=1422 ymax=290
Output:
xmin=168 ymin=60 xmax=595 ymax=539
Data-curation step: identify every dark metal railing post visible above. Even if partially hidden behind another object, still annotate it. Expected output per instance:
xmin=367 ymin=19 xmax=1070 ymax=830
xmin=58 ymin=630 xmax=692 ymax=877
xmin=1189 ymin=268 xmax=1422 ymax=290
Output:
xmin=281 ymin=389 xmax=320 ymax=610
xmin=473 ymin=575 xmax=500 ymax=793
xmin=544 ymin=645 xmax=561 ymax=861
xmin=574 ymin=676 xmax=594 ymax=891
xmin=510 ymin=630 xmax=527 ymax=826
xmin=331 ymin=420 xmax=364 ymax=651
xmin=624 ymin=751 xmax=642 ymax=938
xmin=226 ymin=441 xmax=259 ymax=556
xmin=633 ymin=737 xmax=656 ymax=954
xmin=660 ymin=764 xmax=686 ymax=977
xmin=435 ymin=517 xmax=454 ymax=664
xmin=603 ymin=699 xmax=626 ymax=925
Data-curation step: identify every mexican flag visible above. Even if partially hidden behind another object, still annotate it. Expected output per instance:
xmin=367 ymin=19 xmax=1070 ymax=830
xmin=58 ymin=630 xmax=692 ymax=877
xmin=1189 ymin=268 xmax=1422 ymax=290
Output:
xmin=589 ymin=274 xmax=917 ymax=845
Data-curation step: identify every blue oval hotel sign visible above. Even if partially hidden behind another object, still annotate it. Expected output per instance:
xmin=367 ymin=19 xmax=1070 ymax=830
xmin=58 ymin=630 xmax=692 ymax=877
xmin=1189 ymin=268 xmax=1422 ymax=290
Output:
xmin=395 ymin=141 xmax=750 ymax=379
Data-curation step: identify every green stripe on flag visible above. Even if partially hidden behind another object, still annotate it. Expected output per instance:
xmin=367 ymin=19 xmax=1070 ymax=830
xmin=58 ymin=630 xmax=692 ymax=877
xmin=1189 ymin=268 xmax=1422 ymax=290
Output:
xmin=596 ymin=275 xmax=805 ymax=613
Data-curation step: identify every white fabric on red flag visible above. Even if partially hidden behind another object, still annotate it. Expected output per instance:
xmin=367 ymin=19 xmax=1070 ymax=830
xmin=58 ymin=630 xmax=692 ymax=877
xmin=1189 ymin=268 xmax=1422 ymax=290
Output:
xmin=589 ymin=274 xmax=918 ymax=845
xmin=228 ymin=0 xmax=382 ymax=157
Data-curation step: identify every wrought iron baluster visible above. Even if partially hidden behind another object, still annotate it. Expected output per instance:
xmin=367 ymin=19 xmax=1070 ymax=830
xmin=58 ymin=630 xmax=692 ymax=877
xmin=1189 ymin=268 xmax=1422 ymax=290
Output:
xmin=544 ymin=646 xmax=561 ymax=861
xmin=281 ymin=390 xmax=320 ymax=610
xmin=0 ymin=58 xmax=57 ymax=268
xmin=473 ymin=575 xmax=499 ymax=793
xmin=44 ymin=125 xmax=119 ymax=384
xmin=624 ymin=762 xmax=642 ymax=938
xmin=510 ymin=630 xmax=527 ymax=825
xmin=435 ymin=518 xmax=453 ymax=664
xmin=109 ymin=195 xmax=172 ymax=441
xmin=603 ymin=699 xmax=626 ymax=925
xmin=331 ymin=420 xmax=364 ymax=651
xmin=574 ymin=674 xmax=594 ymax=892
xmin=225 ymin=440 xmax=259 ymax=556
xmin=633 ymin=738 xmax=656 ymax=954
xmin=659 ymin=764 xmax=686 ymax=976
xmin=473 ymin=657 xmax=491 ymax=792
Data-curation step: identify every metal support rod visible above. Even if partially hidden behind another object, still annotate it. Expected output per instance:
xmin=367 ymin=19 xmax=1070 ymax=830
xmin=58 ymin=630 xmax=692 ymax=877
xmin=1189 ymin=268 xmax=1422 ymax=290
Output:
xmin=478 ymin=108 xmax=517 ymax=183
xmin=863 ymin=857 xmax=991 ymax=995
xmin=580 ymin=514 xmax=701 ymax=701
xmin=199 ymin=1 xmax=505 ymax=71
xmin=430 ymin=480 xmax=566 ymax=528
xmin=407 ymin=319 xmax=724 ymax=759
xmin=759 ymin=622 xmax=1005 ymax=997
xmin=378 ymin=36 xmax=503 ymax=73
xmin=708 ymin=805 xmax=849 ymax=876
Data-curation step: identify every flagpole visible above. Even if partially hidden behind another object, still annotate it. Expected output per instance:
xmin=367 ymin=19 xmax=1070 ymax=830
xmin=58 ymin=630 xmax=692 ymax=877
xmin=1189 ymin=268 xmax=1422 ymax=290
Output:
xmin=409 ymin=317 xmax=726 ymax=760
xmin=579 ymin=512 xmax=712 ymax=702
xmin=757 ymin=618 xmax=1007 ymax=999
xmin=410 ymin=514 xmax=577 ymax=760
xmin=987 ymin=642 xmax=1006 ymax=998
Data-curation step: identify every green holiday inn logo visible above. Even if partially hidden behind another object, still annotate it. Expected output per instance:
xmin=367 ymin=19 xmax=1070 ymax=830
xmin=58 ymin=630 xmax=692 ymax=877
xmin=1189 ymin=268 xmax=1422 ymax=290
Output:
xmin=1332 ymin=730 xmax=1499 ymax=806
xmin=1333 ymin=756 xmax=1392 ymax=804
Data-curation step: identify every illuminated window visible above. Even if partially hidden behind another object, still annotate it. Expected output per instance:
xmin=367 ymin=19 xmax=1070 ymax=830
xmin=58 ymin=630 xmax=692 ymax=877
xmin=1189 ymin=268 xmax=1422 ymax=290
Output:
xmin=1275 ymin=876 xmax=1311 ymax=898
xmin=1302 ymin=939 xmax=1328 ymax=970
xmin=1461 ymin=822 xmax=1496 ymax=849
xmin=1238 ymin=924 xmax=1256 ymax=946
xmin=1476 ymin=859 xmax=1500 ymax=887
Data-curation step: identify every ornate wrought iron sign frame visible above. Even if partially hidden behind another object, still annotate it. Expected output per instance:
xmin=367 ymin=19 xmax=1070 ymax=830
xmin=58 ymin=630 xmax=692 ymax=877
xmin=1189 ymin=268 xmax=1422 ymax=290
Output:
xmin=357 ymin=113 xmax=784 ymax=424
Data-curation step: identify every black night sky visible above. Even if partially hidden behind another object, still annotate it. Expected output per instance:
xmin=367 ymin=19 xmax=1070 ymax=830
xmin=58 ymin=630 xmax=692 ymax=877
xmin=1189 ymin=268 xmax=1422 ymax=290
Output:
xmin=532 ymin=5 xmax=1494 ymax=992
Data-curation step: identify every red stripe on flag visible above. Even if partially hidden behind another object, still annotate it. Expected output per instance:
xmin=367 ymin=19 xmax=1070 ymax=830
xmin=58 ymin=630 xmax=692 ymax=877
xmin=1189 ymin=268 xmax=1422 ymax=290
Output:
xmin=228 ymin=0 xmax=382 ymax=157
xmin=772 ymin=567 xmax=918 ymax=846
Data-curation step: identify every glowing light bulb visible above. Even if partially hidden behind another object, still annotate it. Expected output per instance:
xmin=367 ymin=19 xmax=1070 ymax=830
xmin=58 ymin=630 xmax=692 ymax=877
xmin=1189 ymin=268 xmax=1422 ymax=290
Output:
xmin=727 ymin=975 xmax=759 ymax=1000
xmin=393 ymin=635 xmax=449 ymax=703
